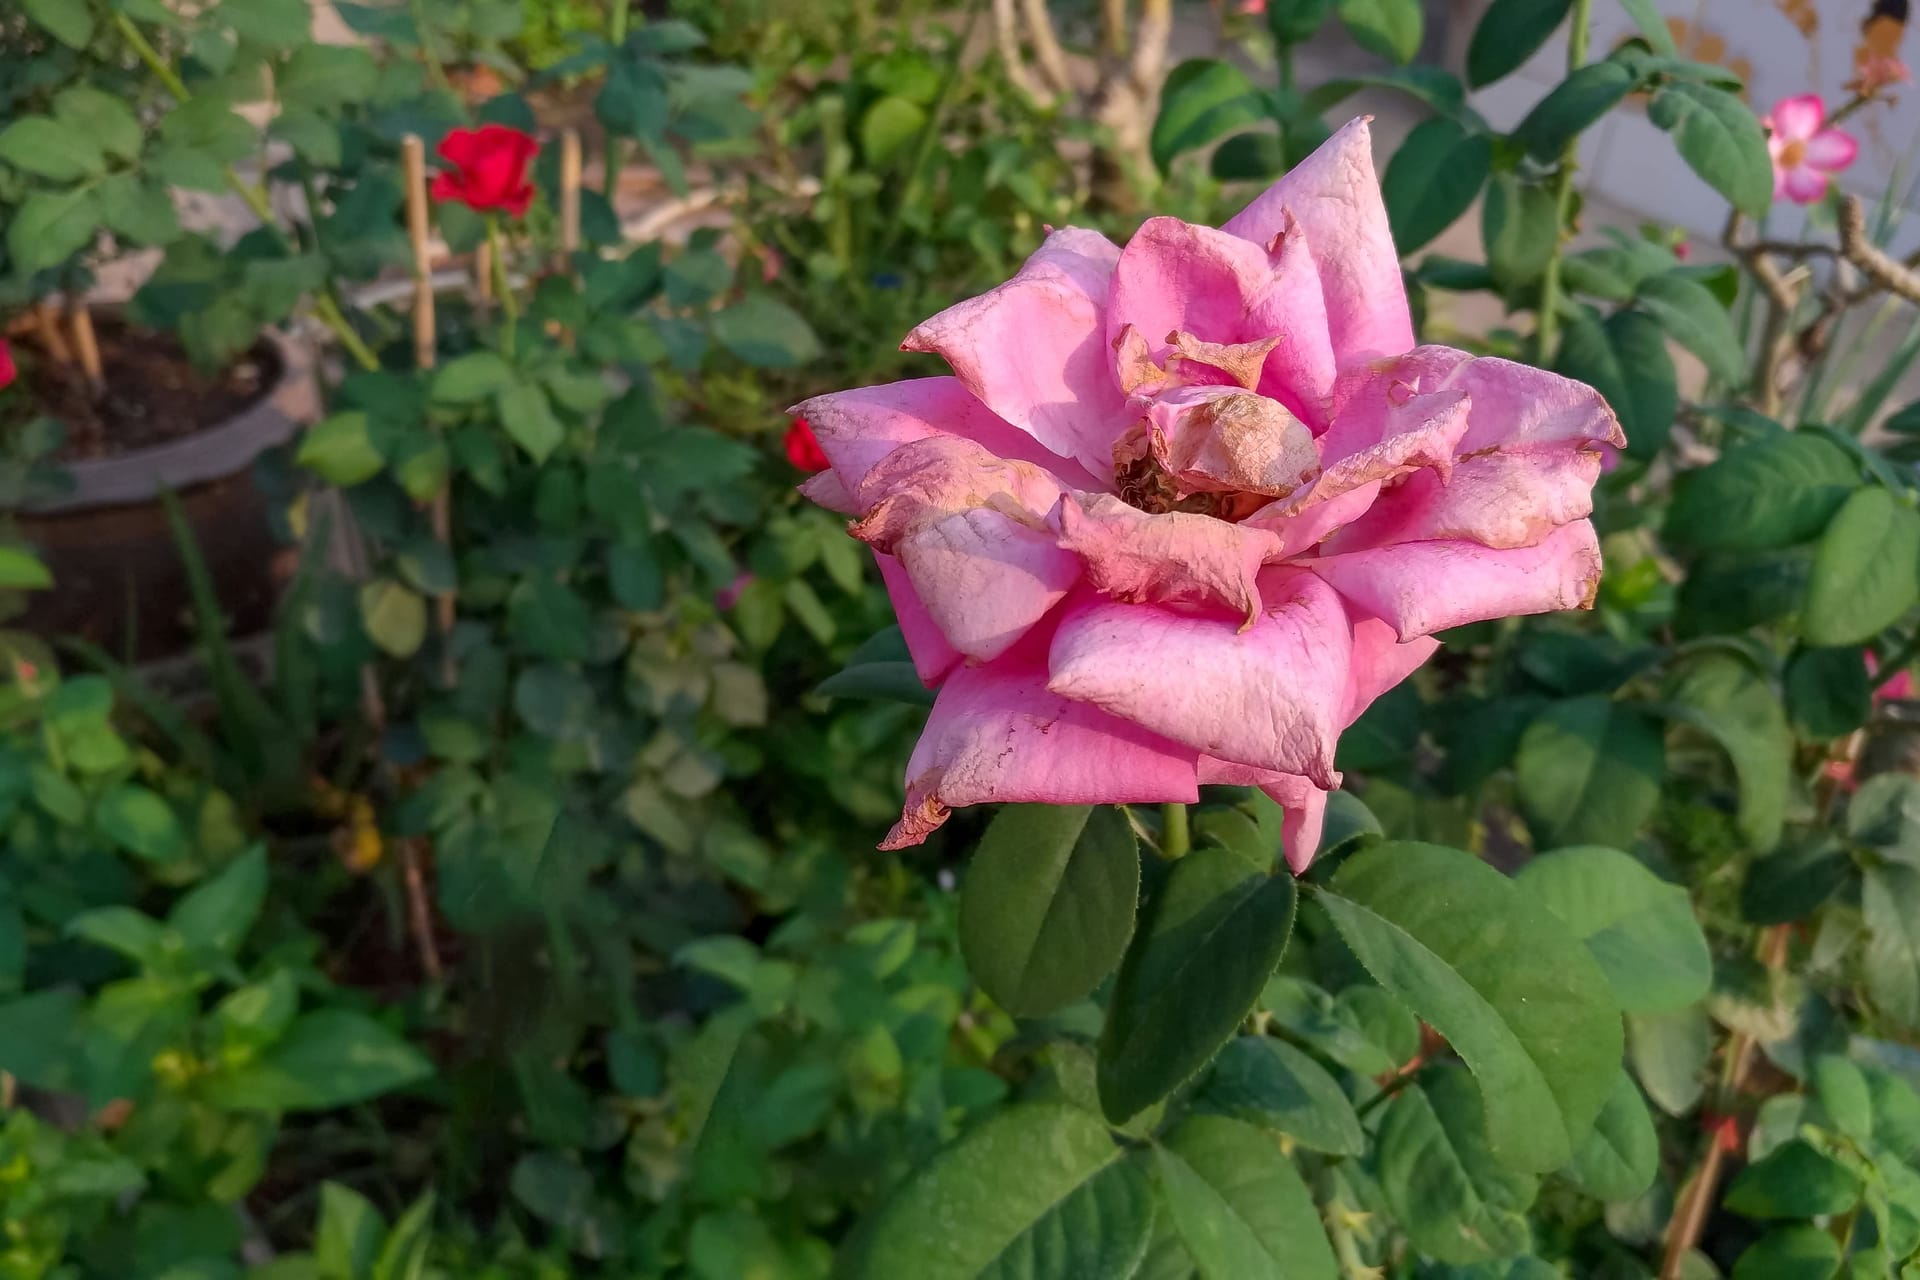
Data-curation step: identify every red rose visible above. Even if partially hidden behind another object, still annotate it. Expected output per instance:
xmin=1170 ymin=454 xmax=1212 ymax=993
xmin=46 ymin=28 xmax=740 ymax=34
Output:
xmin=784 ymin=417 xmax=829 ymax=472
xmin=0 ymin=338 xmax=14 ymax=391
xmin=430 ymin=125 xmax=539 ymax=217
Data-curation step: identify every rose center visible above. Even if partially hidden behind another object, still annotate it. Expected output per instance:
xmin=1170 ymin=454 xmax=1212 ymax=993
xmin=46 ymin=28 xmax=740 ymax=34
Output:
xmin=1779 ymin=138 xmax=1808 ymax=167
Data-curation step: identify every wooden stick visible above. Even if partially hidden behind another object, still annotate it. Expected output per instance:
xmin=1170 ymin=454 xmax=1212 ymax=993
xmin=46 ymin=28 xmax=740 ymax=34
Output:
xmin=559 ymin=128 xmax=582 ymax=267
xmin=401 ymin=136 xmax=435 ymax=369
xmin=400 ymin=839 xmax=445 ymax=984
xmin=400 ymin=134 xmax=458 ymax=687
xmin=69 ymin=304 xmax=105 ymax=396
xmin=34 ymin=301 xmax=74 ymax=365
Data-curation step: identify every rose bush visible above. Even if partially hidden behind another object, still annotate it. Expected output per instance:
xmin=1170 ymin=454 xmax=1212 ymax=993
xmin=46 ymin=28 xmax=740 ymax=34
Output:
xmin=800 ymin=119 xmax=1622 ymax=868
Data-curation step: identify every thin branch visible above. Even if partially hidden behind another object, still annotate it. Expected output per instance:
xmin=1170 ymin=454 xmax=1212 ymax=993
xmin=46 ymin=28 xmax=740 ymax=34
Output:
xmin=1018 ymin=0 xmax=1077 ymax=97
xmin=1839 ymin=195 xmax=1920 ymax=305
xmin=1129 ymin=0 xmax=1173 ymax=91
xmin=993 ymin=0 xmax=1057 ymax=105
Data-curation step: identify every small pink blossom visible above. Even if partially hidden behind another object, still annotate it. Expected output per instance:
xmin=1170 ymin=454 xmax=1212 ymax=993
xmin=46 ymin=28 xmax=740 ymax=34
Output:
xmin=796 ymin=120 xmax=1621 ymax=871
xmin=716 ymin=572 xmax=754 ymax=611
xmin=1850 ymin=54 xmax=1912 ymax=97
xmin=1765 ymin=95 xmax=1858 ymax=205
xmin=1868 ymin=650 xmax=1914 ymax=702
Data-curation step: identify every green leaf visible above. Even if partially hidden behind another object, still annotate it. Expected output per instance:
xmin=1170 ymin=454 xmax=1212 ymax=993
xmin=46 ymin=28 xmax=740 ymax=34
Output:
xmin=209 ymin=1011 xmax=433 ymax=1111
xmin=1553 ymin=307 xmax=1675 ymax=458
xmin=0 ymin=117 xmax=105 ymax=181
xmin=1724 ymin=1139 xmax=1860 ymax=1219
xmin=1336 ymin=0 xmax=1423 ymax=63
xmin=0 ymin=547 xmax=53 ymax=590
xmin=1648 ymin=81 xmax=1773 ymax=219
xmin=275 ymin=44 xmax=379 ymax=112
xmin=1210 ymin=131 xmax=1286 ymax=182
xmin=1662 ymin=652 xmax=1791 ymax=852
xmin=1731 ymin=1225 xmax=1841 ymax=1280
xmin=1636 ymin=271 xmax=1748 ymax=385
xmin=1267 ymin=0 xmax=1339 ymax=43
xmin=55 ymin=87 xmax=142 ymax=162
xmin=858 ymin=95 xmax=927 ymax=165
xmin=1317 ymin=841 xmax=1623 ymax=1173
xmin=1517 ymin=846 xmax=1710 ymax=1012
xmin=1627 ymin=1005 xmax=1712 ymax=1116
xmin=431 ymin=352 xmax=517 ymax=404
xmin=1743 ymin=835 xmax=1849 ymax=925
xmin=98 ymin=174 xmax=182 ymax=247
xmin=1617 ymin=0 xmax=1679 ymax=53
xmin=1804 ymin=486 xmax=1920 ymax=646
xmin=1808 ymin=1053 xmax=1873 ymax=1143
xmin=315 ymin=1183 xmax=386 ymax=1280
xmin=214 ymin=971 xmax=299 ymax=1054
xmin=854 ymin=1103 xmax=1146 ymax=1280
xmin=1154 ymin=1115 xmax=1337 ymax=1280
xmin=710 ymin=294 xmax=823 ymax=369
xmin=959 ymin=805 xmax=1140 ymax=1018
xmin=24 ymin=0 xmax=95 ymax=47
xmin=1481 ymin=172 xmax=1558 ymax=290
xmin=496 ymin=382 xmax=566 ymax=463
xmin=1382 ymin=116 xmax=1491 ymax=253
xmin=1864 ymin=863 xmax=1920 ymax=1028
xmin=1513 ymin=697 xmax=1665 ymax=850
xmin=1785 ymin=646 xmax=1873 ymax=738
xmin=1513 ymin=56 xmax=1642 ymax=159
xmin=95 ymin=784 xmax=188 ymax=863
xmin=1665 ymin=431 xmax=1858 ymax=552
xmin=1097 ymin=847 xmax=1298 ymax=1122
xmin=297 ymin=412 xmax=386 ymax=485
xmin=67 ymin=906 xmax=169 ymax=966
xmin=1198 ymin=1035 xmax=1364 ymax=1155
xmin=168 ymin=847 xmax=267 ymax=954
xmin=1375 ymin=1066 xmax=1537 ymax=1264
xmin=1565 ymin=1071 xmax=1658 ymax=1201
xmin=1850 ymin=774 xmax=1920 ymax=856
xmin=7 ymin=187 xmax=99 ymax=275
xmin=1466 ymin=0 xmax=1572 ymax=87
xmin=358 ymin=579 xmax=428 ymax=659
xmin=1151 ymin=59 xmax=1268 ymax=172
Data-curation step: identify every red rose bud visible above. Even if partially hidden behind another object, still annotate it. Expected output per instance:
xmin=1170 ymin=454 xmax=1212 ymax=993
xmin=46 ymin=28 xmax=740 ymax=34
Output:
xmin=430 ymin=125 xmax=539 ymax=218
xmin=0 ymin=338 xmax=15 ymax=391
xmin=785 ymin=417 xmax=829 ymax=472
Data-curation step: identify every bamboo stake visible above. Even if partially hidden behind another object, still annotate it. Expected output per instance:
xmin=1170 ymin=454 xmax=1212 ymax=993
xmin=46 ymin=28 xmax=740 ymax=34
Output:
xmin=401 ymin=136 xmax=435 ymax=369
xmin=400 ymin=135 xmax=458 ymax=688
xmin=69 ymin=304 xmax=104 ymax=396
xmin=34 ymin=301 xmax=74 ymax=365
xmin=558 ymin=128 xmax=582 ymax=268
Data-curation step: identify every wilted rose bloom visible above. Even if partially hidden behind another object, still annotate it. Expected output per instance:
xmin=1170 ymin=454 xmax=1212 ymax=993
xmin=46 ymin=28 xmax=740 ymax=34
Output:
xmin=1765 ymin=95 xmax=1857 ymax=205
xmin=784 ymin=417 xmax=830 ymax=472
xmin=430 ymin=125 xmax=539 ymax=217
xmin=796 ymin=120 xmax=1622 ymax=870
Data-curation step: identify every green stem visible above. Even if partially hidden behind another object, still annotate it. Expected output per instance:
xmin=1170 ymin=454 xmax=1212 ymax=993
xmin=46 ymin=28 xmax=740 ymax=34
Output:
xmin=1278 ymin=42 xmax=1295 ymax=94
xmin=882 ymin=0 xmax=985 ymax=256
xmin=408 ymin=0 xmax=458 ymax=101
xmin=1161 ymin=802 xmax=1190 ymax=859
xmin=1533 ymin=0 xmax=1593 ymax=365
xmin=117 ymin=14 xmax=380 ymax=373
xmin=488 ymin=218 xmax=517 ymax=358
xmin=602 ymin=0 xmax=634 ymax=196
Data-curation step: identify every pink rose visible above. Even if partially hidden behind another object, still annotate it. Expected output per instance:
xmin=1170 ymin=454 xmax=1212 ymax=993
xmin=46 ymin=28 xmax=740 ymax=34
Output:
xmin=797 ymin=120 xmax=1622 ymax=871
xmin=1765 ymin=95 xmax=1857 ymax=205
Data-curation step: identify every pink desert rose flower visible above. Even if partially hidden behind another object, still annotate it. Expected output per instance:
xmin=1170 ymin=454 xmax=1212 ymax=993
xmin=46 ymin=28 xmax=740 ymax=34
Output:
xmin=795 ymin=119 xmax=1623 ymax=871
xmin=1765 ymin=95 xmax=1858 ymax=205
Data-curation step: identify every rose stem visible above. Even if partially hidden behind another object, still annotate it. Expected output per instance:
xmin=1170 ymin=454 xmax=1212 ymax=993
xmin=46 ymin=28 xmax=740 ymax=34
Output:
xmin=1532 ymin=0 xmax=1592 ymax=365
xmin=1161 ymin=802 xmax=1190 ymax=859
